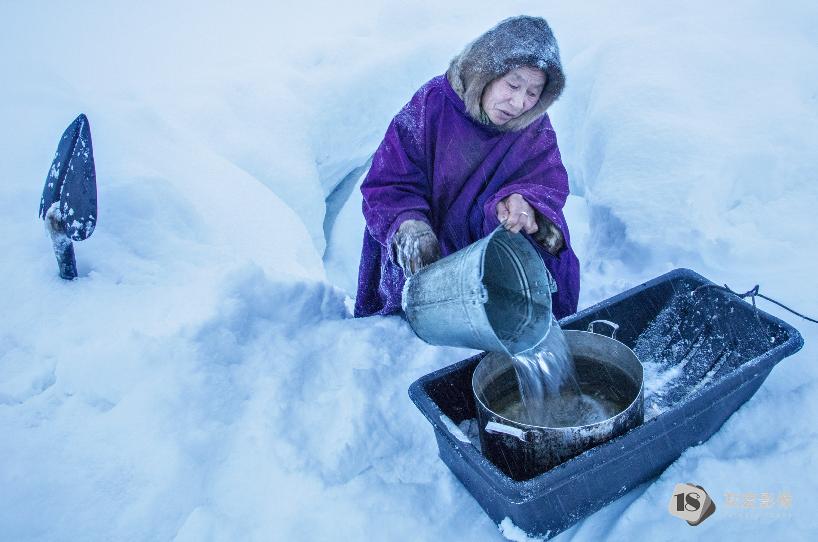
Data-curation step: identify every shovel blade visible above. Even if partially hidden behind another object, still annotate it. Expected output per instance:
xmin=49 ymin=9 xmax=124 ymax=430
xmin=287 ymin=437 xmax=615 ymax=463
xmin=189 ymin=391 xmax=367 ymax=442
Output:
xmin=39 ymin=114 xmax=97 ymax=241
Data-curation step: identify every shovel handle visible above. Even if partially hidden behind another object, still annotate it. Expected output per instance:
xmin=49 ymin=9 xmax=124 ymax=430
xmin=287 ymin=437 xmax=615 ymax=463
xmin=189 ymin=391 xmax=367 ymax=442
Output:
xmin=45 ymin=202 xmax=78 ymax=280
xmin=53 ymin=239 xmax=78 ymax=280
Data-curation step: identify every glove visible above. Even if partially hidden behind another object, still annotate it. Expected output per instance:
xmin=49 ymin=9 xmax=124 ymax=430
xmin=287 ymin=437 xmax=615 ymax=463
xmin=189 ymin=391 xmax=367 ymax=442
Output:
xmin=390 ymin=219 xmax=441 ymax=277
xmin=532 ymin=213 xmax=564 ymax=255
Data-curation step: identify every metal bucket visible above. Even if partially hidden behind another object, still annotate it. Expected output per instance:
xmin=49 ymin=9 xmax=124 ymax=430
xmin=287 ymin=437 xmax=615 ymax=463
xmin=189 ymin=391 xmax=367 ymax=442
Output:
xmin=402 ymin=227 xmax=557 ymax=354
xmin=472 ymin=321 xmax=644 ymax=481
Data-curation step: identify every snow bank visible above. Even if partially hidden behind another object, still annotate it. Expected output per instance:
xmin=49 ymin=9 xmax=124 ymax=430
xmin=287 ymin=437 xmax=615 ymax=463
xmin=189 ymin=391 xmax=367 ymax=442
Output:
xmin=2 ymin=265 xmax=483 ymax=540
xmin=553 ymin=2 xmax=818 ymax=282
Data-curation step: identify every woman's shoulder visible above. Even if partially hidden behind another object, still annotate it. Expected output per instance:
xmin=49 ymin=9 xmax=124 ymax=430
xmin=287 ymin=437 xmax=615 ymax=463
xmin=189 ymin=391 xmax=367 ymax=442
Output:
xmin=426 ymin=74 xmax=469 ymax=113
xmin=392 ymin=75 xmax=451 ymax=134
xmin=397 ymin=74 xmax=478 ymax=131
xmin=521 ymin=112 xmax=558 ymax=143
xmin=399 ymin=75 xmax=451 ymax=114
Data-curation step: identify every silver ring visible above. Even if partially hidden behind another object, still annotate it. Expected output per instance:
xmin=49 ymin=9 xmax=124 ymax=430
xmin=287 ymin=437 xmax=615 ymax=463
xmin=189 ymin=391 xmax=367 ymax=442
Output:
xmin=520 ymin=211 xmax=530 ymax=217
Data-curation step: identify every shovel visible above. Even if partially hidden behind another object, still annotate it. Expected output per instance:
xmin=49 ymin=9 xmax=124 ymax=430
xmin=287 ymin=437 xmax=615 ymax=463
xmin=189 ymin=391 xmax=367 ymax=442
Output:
xmin=38 ymin=114 xmax=97 ymax=279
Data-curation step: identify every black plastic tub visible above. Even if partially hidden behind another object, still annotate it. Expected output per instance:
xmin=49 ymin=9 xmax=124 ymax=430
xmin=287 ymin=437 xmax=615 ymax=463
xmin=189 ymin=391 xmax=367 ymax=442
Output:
xmin=408 ymin=268 xmax=804 ymax=539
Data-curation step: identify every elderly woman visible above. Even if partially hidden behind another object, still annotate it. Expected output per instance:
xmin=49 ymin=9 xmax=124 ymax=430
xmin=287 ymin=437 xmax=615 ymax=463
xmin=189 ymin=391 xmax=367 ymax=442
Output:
xmin=355 ymin=15 xmax=580 ymax=319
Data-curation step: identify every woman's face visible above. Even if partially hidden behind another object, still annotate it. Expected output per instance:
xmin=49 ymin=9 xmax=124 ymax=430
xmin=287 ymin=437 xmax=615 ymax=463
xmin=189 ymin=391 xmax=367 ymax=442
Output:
xmin=480 ymin=66 xmax=546 ymax=125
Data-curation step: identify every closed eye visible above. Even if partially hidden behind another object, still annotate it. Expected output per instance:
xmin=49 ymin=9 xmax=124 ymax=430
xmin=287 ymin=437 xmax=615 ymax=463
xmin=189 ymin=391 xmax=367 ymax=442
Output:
xmin=507 ymin=82 xmax=519 ymax=90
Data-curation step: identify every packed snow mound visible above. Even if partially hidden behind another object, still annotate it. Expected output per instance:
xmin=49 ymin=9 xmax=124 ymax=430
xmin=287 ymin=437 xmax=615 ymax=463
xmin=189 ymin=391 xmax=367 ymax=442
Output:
xmin=2 ymin=265 xmax=483 ymax=540
xmin=552 ymin=2 xmax=818 ymax=276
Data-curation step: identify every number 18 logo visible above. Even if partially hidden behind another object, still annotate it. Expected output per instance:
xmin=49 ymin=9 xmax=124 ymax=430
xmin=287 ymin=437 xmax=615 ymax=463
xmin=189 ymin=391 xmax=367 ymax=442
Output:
xmin=668 ymin=483 xmax=717 ymax=526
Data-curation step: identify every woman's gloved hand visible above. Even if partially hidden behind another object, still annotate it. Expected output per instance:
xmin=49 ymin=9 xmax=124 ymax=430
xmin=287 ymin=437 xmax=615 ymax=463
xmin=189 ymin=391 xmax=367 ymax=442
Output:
xmin=390 ymin=219 xmax=442 ymax=277
xmin=532 ymin=213 xmax=564 ymax=255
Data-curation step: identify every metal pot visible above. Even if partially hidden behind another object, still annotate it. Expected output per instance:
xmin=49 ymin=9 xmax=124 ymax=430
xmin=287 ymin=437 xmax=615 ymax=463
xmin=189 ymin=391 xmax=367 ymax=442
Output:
xmin=472 ymin=320 xmax=644 ymax=481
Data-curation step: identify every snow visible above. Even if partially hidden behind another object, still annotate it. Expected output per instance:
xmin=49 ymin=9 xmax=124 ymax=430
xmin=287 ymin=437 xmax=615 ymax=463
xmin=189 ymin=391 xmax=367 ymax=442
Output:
xmin=500 ymin=517 xmax=548 ymax=542
xmin=1 ymin=1 xmax=817 ymax=541
xmin=441 ymin=414 xmax=472 ymax=444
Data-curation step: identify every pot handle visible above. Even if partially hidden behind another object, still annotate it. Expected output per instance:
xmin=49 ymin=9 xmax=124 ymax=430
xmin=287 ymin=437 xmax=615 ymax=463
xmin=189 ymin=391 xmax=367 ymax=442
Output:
xmin=485 ymin=421 xmax=540 ymax=443
xmin=587 ymin=319 xmax=619 ymax=339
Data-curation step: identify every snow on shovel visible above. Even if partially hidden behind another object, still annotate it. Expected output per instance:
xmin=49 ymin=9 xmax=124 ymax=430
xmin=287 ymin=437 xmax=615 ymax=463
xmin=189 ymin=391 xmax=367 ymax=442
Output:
xmin=38 ymin=114 xmax=98 ymax=280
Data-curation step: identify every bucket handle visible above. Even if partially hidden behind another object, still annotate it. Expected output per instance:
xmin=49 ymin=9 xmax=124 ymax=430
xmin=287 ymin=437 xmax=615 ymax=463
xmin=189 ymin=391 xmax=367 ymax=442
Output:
xmin=587 ymin=319 xmax=619 ymax=339
xmin=485 ymin=421 xmax=542 ymax=443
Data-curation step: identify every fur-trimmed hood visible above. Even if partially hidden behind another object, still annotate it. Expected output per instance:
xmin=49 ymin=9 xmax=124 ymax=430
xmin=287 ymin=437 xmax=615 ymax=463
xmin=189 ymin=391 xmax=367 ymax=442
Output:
xmin=446 ymin=16 xmax=565 ymax=132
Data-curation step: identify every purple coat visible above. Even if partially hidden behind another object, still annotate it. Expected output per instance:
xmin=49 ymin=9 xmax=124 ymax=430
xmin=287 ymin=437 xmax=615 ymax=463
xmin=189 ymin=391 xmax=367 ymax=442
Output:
xmin=354 ymin=75 xmax=580 ymax=319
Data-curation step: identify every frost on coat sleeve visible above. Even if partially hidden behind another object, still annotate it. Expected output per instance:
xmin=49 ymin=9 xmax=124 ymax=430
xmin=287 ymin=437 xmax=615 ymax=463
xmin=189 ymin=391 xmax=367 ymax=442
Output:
xmin=361 ymin=91 xmax=433 ymax=249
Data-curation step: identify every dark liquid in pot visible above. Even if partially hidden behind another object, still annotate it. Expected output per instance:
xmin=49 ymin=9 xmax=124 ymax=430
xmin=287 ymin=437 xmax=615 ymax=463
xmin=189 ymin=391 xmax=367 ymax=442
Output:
xmin=488 ymin=356 xmax=639 ymax=427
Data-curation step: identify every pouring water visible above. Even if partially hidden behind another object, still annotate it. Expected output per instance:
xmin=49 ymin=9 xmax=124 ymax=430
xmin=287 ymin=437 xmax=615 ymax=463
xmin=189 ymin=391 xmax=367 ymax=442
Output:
xmin=504 ymin=322 xmax=623 ymax=427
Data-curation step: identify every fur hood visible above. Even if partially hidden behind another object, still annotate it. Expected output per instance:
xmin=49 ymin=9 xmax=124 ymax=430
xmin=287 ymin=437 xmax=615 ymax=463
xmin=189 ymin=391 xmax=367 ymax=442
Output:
xmin=446 ymin=16 xmax=565 ymax=132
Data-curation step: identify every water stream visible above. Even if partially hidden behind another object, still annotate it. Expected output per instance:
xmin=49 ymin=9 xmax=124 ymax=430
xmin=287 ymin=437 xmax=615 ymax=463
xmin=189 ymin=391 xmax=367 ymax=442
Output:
xmin=502 ymin=323 xmax=623 ymax=427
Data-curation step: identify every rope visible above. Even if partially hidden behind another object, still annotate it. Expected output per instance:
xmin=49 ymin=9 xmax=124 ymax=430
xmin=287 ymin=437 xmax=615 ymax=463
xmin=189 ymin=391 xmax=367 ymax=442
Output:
xmin=692 ymin=283 xmax=818 ymax=324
